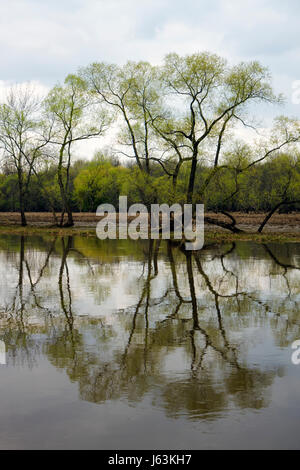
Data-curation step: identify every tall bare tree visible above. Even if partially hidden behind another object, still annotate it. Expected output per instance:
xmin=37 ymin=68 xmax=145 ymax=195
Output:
xmin=0 ymin=85 xmax=47 ymax=226
xmin=44 ymin=74 xmax=108 ymax=227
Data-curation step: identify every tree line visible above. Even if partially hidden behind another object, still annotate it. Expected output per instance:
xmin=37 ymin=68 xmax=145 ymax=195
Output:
xmin=1 ymin=151 xmax=300 ymax=213
xmin=0 ymin=52 xmax=299 ymax=230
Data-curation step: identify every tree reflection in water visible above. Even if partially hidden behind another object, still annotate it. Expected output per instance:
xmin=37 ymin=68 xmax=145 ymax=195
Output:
xmin=0 ymin=235 xmax=300 ymax=420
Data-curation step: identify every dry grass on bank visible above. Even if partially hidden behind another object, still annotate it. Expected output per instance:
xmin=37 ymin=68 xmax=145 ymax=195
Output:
xmin=1 ymin=211 xmax=300 ymax=232
xmin=0 ymin=212 xmax=300 ymax=244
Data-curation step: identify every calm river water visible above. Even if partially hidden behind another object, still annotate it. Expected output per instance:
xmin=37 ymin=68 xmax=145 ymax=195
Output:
xmin=0 ymin=234 xmax=300 ymax=449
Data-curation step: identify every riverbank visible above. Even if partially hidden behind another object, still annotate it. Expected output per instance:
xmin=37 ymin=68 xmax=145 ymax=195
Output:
xmin=1 ymin=211 xmax=300 ymax=229
xmin=1 ymin=214 xmax=300 ymax=243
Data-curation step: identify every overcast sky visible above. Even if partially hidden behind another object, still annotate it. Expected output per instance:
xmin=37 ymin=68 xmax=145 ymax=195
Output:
xmin=0 ymin=0 xmax=299 ymax=154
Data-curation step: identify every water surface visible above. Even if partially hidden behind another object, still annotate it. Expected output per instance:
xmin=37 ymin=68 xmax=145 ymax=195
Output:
xmin=0 ymin=235 xmax=300 ymax=449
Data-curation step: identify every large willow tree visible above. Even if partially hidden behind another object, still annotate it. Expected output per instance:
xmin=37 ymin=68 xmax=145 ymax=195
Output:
xmin=81 ymin=53 xmax=300 ymax=229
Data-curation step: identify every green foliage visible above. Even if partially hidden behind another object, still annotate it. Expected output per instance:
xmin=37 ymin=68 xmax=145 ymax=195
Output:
xmin=0 ymin=152 xmax=299 ymax=213
xmin=1 ymin=53 xmax=300 ymax=223
xmin=122 ymin=166 xmax=177 ymax=207
xmin=74 ymin=155 xmax=129 ymax=211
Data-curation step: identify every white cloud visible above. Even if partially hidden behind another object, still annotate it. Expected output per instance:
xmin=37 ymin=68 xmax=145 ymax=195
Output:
xmin=0 ymin=0 xmax=299 ymax=157
xmin=0 ymin=80 xmax=49 ymax=101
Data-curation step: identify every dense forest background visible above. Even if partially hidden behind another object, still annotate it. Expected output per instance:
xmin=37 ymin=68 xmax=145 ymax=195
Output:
xmin=1 ymin=151 xmax=300 ymax=214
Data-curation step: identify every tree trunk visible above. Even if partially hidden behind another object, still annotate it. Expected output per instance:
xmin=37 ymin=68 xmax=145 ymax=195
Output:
xmin=204 ymin=216 xmax=244 ymax=233
xmin=257 ymin=202 xmax=283 ymax=233
xmin=187 ymin=157 xmax=197 ymax=205
xmin=65 ymin=205 xmax=74 ymax=227
xmin=258 ymin=199 xmax=300 ymax=233
xmin=57 ymin=157 xmax=74 ymax=227
xmin=18 ymin=170 xmax=27 ymax=227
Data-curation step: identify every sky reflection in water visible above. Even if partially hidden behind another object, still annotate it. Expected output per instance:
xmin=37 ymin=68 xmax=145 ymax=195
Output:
xmin=0 ymin=235 xmax=300 ymax=449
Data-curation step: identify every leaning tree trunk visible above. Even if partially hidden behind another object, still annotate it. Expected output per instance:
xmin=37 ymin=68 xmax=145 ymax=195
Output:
xmin=258 ymin=199 xmax=300 ymax=233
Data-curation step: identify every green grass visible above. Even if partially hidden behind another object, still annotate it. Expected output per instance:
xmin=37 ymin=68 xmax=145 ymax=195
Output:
xmin=0 ymin=224 xmax=299 ymax=244
xmin=204 ymin=231 xmax=300 ymax=244
xmin=0 ymin=225 xmax=96 ymax=237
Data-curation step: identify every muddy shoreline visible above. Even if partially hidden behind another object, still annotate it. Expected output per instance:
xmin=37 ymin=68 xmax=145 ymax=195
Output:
xmin=1 ymin=211 xmax=300 ymax=232
xmin=1 ymin=211 xmax=300 ymax=244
